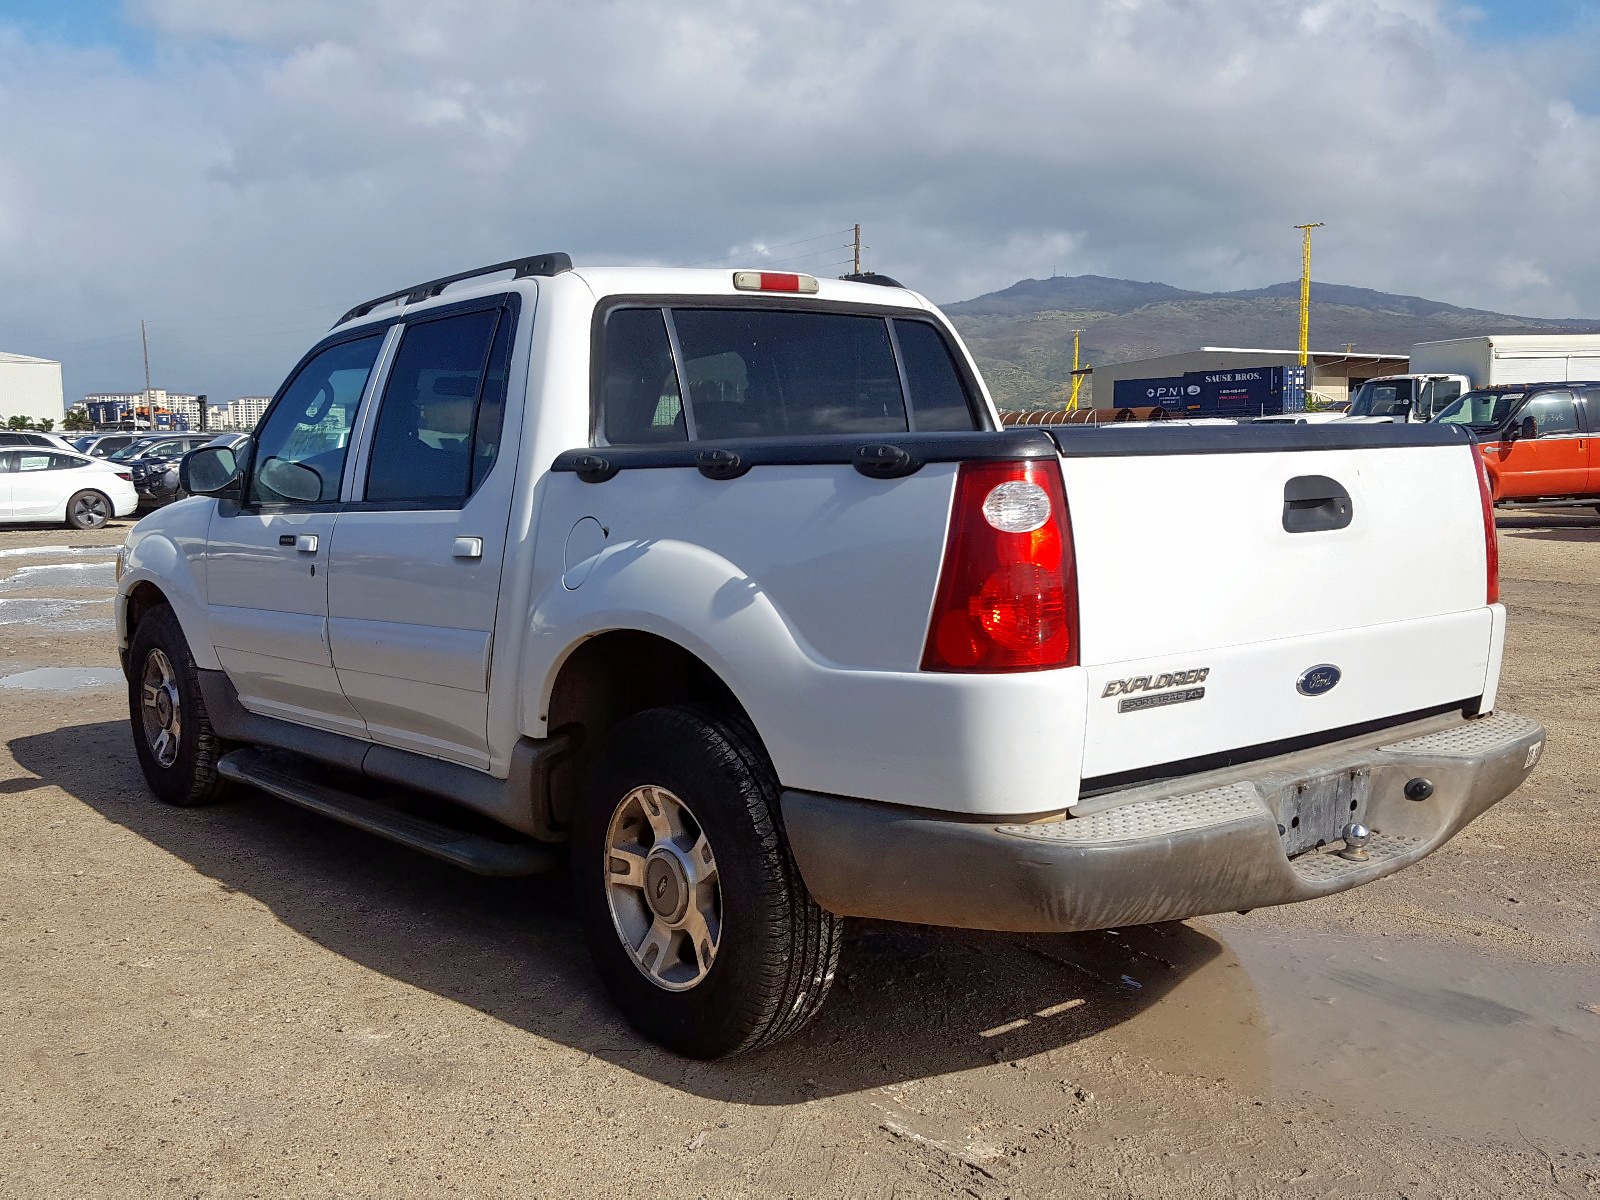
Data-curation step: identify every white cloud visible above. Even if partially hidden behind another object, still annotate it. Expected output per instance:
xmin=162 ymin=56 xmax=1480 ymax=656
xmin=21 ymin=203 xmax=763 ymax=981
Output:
xmin=1 ymin=0 xmax=1598 ymax=401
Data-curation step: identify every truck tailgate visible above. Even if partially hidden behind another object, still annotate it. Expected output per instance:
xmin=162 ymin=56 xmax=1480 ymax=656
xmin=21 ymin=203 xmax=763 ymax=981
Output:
xmin=1052 ymin=427 xmax=1496 ymax=784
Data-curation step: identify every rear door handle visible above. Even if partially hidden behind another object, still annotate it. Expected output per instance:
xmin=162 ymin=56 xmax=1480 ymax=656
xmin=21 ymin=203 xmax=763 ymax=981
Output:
xmin=453 ymin=536 xmax=483 ymax=559
xmin=295 ymin=534 xmax=318 ymax=553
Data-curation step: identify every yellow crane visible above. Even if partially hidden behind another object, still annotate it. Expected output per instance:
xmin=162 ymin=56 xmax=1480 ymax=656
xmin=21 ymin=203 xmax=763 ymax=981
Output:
xmin=1295 ymin=222 xmax=1324 ymax=366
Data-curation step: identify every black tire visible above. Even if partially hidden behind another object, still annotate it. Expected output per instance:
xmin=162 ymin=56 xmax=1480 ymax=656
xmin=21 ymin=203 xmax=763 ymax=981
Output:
xmin=65 ymin=489 xmax=112 ymax=530
xmin=127 ymin=605 xmax=232 ymax=807
xmin=574 ymin=705 xmax=843 ymax=1059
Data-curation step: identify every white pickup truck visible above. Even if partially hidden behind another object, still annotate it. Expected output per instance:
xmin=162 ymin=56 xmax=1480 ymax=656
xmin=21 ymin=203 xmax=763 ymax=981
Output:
xmin=117 ymin=255 xmax=1545 ymax=1058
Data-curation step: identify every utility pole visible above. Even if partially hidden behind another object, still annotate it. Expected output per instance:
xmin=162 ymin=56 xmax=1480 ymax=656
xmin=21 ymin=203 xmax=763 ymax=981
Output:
xmin=852 ymin=224 xmax=862 ymax=275
xmin=1068 ymin=329 xmax=1087 ymax=412
xmin=140 ymin=319 xmax=152 ymax=430
xmin=1294 ymin=223 xmax=1324 ymax=366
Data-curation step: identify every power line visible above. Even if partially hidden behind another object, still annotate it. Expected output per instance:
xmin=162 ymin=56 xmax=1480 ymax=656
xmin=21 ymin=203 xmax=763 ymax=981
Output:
xmin=678 ymin=228 xmax=855 ymax=268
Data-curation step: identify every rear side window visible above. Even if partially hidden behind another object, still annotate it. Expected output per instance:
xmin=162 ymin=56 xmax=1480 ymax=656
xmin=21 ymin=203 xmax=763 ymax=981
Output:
xmin=597 ymin=306 xmax=980 ymax=443
xmin=597 ymin=308 xmax=685 ymax=444
xmin=365 ymin=306 xmax=511 ymax=505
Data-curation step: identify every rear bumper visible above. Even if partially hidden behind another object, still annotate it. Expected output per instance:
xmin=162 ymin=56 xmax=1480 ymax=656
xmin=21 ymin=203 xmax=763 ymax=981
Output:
xmin=781 ymin=710 xmax=1545 ymax=933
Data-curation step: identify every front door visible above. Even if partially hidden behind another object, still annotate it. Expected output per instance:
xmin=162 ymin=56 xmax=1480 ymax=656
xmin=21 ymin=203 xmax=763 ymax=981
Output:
xmin=326 ymin=297 xmax=520 ymax=769
xmin=1495 ymin=390 xmax=1588 ymax=498
xmin=204 ymin=330 xmax=389 ymax=734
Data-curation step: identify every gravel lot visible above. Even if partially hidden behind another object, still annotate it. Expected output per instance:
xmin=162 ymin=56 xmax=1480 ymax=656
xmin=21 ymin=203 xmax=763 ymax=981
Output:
xmin=1 ymin=513 xmax=1596 ymax=1197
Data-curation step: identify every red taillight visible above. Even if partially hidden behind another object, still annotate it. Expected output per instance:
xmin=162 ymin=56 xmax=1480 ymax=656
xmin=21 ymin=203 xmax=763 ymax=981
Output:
xmin=1471 ymin=441 xmax=1499 ymax=604
xmin=921 ymin=459 xmax=1079 ymax=672
xmin=115 ymin=471 xmax=132 ymax=481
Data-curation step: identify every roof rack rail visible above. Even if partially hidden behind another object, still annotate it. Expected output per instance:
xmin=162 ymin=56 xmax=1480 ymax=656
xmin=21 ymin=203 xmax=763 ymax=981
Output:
xmin=839 ymin=271 xmax=904 ymax=288
xmin=336 ymin=252 xmax=573 ymax=325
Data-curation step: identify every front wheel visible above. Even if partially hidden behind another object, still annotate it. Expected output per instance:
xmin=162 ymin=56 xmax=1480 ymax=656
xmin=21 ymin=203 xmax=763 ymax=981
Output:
xmin=127 ymin=605 xmax=232 ymax=806
xmin=574 ymin=705 xmax=843 ymax=1058
xmin=66 ymin=489 xmax=112 ymax=530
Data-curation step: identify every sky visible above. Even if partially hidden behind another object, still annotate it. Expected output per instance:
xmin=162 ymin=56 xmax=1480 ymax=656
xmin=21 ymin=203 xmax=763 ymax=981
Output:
xmin=4 ymin=0 xmax=1600 ymax=404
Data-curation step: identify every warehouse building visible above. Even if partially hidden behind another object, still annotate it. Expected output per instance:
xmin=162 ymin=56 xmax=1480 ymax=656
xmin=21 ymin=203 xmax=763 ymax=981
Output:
xmin=1090 ymin=347 xmax=1408 ymax=409
xmin=0 ymin=352 xmax=66 ymax=426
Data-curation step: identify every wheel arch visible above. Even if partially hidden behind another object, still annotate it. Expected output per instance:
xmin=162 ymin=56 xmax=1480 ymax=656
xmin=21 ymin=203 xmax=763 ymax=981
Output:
xmin=541 ymin=629 xmax=750 ymax=832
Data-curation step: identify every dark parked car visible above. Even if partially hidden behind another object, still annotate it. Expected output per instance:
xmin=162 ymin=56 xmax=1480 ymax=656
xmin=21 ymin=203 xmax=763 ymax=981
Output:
xmin=107 ymin=434 xmax=215 ymax=507
xmin=140 ymin=432 xmax=250 ymax=507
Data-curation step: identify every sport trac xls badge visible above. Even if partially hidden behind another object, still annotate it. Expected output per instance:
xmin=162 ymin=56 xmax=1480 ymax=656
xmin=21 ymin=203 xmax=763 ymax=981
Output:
xmin=1102 ymin=668 xmax=1210 ymax=714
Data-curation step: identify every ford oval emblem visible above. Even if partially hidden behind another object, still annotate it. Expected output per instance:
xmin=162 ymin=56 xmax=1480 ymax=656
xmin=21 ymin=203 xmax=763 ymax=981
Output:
xmin=1297 ymin=664 xmax=1341 ymax=696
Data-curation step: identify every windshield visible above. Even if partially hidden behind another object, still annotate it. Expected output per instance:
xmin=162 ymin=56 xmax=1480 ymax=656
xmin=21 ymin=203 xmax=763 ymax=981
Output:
xmin=108 ymin=438 xmax=168 ymax=461
xmin=1348 ymin=378 xmax=1414 ymax=418
xmin=1432 ymin=390 xmax=1525 ymax=431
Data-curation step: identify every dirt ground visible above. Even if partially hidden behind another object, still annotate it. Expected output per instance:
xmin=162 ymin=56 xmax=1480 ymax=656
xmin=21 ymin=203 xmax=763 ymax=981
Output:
xmin=0 ymin=512 xmax=1596 ymax=1199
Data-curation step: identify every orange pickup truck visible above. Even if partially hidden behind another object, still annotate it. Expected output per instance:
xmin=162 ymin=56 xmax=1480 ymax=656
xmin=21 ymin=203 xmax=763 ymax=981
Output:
xmin=1434 ymin=382 xmax=1600 ymax=506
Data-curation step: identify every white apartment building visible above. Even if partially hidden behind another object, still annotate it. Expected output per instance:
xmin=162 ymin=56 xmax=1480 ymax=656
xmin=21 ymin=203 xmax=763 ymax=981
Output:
xmin=228 ymin=396 xmax=271 ymax=428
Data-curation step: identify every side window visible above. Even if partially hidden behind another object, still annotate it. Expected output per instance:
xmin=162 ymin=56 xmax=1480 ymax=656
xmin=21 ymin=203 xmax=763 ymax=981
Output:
xmin=893 ymin=320 xmax=980 ymax=431
xmin=250 ymin=333 xmax=384 ymax=505
xmin=0 ymin=451 xmax=14 ymax=472
xmin=45 ymin=454 xmax=85 ymax=471
xmin=471 ymin=311 xmax=515 ymax=493
xmin=1526 ymin=392 xmax=1578 ymax=436
xmin=599 ymin=308 xmax=685 ymax=444
xmin=364 ymin=308 xmax=502 ymax=504
xmin=15 ymin=453 xmax=54 ymax=471
xmin=1429 ymin=380 xmax=1461 ymax=416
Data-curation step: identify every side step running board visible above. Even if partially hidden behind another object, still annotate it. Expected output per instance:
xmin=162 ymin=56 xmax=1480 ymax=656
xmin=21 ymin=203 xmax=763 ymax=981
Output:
xmin=216 ymin=748 xmax=559 ymax=877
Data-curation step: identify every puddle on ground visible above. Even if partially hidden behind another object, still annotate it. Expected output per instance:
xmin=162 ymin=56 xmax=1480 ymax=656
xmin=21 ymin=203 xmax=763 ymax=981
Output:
xmin=0 ymin=597 xmax=113 ymax=631
xmin=0 ymin=545 xmax=118 ymax=560
xmin=1109 ymin=920 xmax=1600 ymax=1147
xmin=0 ymin=666 xmax=123 ymax=691
xmin=0 ymin=561 xmax=117 ymax=590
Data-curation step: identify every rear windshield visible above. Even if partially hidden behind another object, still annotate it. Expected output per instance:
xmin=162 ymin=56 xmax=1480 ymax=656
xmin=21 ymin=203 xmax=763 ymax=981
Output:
xmin=596 ymin=305 xmax=982 ymax=444
xmin=1432 ymin=389 xmax=1525 ymax=431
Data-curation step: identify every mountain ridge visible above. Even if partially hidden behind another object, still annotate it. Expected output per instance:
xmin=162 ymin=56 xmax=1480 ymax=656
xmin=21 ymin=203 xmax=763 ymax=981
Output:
xmin=943 ymin=274 xmax=1600 ymax=409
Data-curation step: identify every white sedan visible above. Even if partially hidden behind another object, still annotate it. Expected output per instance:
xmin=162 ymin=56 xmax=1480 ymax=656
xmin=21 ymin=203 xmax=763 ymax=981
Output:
xmin=0 ymin=448 xmax=139 ymax=529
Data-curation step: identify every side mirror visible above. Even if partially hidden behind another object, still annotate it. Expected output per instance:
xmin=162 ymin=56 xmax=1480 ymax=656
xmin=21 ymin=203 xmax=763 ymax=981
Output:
xmin=180 ymin=444 xmax=243 ymax=498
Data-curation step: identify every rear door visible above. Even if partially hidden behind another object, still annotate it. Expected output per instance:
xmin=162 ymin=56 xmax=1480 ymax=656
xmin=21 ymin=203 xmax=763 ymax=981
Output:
xmin=1494 ymin=390 xmax=1586 ymax=498
xmin=204 ymin=330 xmax=389 ymax=734
xmin=325 ymin=296 xmax=521 ymax=769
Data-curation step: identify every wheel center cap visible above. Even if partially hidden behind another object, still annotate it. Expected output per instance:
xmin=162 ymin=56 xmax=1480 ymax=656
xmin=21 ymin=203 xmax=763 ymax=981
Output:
xmin=644 ymin=852 xmax=689 ymax=923
xmin=155 ymin=689 xmax=174 ymax=725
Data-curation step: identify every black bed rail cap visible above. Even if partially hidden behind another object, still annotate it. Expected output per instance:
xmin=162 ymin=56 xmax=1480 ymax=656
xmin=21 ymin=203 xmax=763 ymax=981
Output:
xmin=337 ymin=252 xmax=573 ymax=325
xmin=552 ymin=428 xmax=1058 ymax=480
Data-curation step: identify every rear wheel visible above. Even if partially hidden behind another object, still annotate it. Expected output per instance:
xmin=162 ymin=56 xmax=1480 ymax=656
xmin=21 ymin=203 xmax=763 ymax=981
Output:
xmin=66 ymin=489 xmax=112 ymax=530
xmin=574 ymin=705 xmax=842 ymax=1058
xmin=127 ymin=605 xmax=231 ymax=806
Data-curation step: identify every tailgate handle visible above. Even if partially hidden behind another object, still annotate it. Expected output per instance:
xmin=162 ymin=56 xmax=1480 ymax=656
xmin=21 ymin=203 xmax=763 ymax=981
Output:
xmin=1283 ymin=475 xmax=1352 ymax=533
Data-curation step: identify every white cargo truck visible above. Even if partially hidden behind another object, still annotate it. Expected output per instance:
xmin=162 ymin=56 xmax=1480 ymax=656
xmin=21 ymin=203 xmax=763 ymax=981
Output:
xmin=117 ymin=254 xmax=1545 ymax=1058
xmin=1346 ymin=334 xmax=1600 ymax=422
